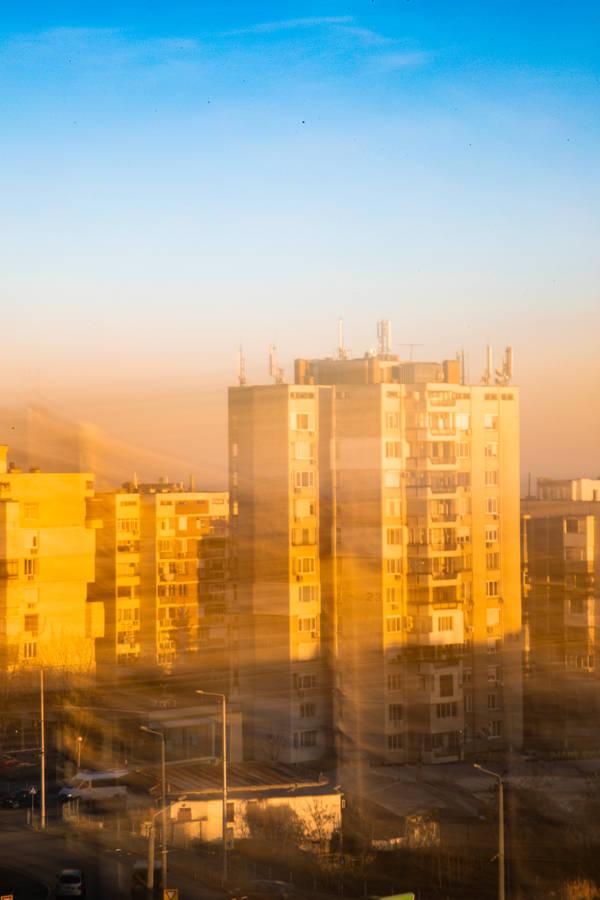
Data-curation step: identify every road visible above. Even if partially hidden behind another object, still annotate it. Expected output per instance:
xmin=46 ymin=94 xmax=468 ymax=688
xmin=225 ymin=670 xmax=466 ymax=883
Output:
xmin=0 ymin=808 xmax=233 ymax=898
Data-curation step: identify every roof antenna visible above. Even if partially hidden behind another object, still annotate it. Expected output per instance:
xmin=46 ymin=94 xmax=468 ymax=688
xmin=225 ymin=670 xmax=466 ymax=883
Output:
xmin=237 ymin=346 xmax=247 ymax=386
xmin=377 ymin=320 xmax=392 ymax=356
xmin=337 ymin=318 xmax=347 ymax=360
xmin=269 ymin=344 xmax=285 ymax=384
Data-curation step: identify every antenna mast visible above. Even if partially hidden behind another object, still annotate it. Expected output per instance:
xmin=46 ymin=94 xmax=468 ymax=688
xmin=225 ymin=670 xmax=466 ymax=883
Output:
xmin=237 ymin=346 xmax=247 ymax=386
xmin=269 ymin=344 xmax=285 ymax=384
xmin=377 ymin=320 xmax=392 ymax=356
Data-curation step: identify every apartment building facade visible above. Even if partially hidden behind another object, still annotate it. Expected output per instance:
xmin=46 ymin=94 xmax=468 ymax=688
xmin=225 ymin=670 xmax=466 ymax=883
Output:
xmin=230 ymin=346 xmax=523 ymax=765
xmin=522 ymin=485 xmax=600 ymax=751
xmin=0 ymin=446 xmax=102 ymax=677
xmin=90 ymin=482 xmax=229 ymax=679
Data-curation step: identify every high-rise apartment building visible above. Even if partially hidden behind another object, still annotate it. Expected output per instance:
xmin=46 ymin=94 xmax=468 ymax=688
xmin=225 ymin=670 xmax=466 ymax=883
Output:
xmin=522 ymin=481 xmax=600 ymax=751
xmin=229 ymin=386 xmax=330 ymax=762
xmin=230 ymin=338 xmax=523 ymax=764
xmin=0 ymin=446 xmax=102 ymax=676
xmin=89 ymin=482 xmax=229 ymax=679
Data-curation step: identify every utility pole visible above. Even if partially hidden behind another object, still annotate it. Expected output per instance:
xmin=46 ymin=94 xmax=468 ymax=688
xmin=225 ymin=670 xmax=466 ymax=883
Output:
xmin=474 ymin=764 xmax=505 ymax=900
xmin=197 ymin=690 xmax=228 ymax=884
xmin=140 ymin=727 xmax=168 ymax=889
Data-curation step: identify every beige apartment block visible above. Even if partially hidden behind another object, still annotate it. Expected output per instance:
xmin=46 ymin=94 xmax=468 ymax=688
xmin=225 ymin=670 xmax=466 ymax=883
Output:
xmin=231 ymin=339 xmax=523 ymax=765
xmin=229 ymin=385 xmax=330 ymax=763
xmin=0 ymin=446 xmax=102 ymax=677
xmin=90 ymin=482 xmax=229 ymax=678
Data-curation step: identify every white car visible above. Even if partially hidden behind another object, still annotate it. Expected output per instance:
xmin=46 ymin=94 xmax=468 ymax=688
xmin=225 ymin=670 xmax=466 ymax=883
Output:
xmin=55 ymin=868 xmax=86 ymax=897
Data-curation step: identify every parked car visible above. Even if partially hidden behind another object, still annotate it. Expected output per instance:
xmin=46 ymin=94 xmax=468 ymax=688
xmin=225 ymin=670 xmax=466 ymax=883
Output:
xmin=11 ymin=788 xmax=38 ymax=808
xmin=54 ymin=868 xmax=86 ymax=898
xmin=0 ymin=791 xmax=19 ymax=809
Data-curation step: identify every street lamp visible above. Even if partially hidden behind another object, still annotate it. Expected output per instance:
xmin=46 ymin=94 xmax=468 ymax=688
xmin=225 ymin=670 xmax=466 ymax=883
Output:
xmin=196 ymin=689 xmax=228 ymax=885
xmin=140 ymin=726 xmax=168 ymax=890
xmin=473 ymin=763 xmax=505 ymax=900
xmin=76 ymin=736 xmax=83 ymax=771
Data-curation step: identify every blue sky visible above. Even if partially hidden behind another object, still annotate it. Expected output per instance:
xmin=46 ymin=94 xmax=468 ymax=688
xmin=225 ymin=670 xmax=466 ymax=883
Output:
xmin=1 ymin=1 xmax=599 ymax=477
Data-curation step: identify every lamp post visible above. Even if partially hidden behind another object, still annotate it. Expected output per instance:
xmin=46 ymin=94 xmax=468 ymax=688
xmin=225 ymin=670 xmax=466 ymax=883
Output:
xmin=196 ymin=690 xmax=228 ymax=885
xmin=140 ymin=726 xmax=168 ymax=889
xmin=76 ymin=736 xmax=83 ymax=771
xmin=474 ymin=764 xmax=505 ymax=900
xmin=39 ymin=668 xmax=46 ymax=830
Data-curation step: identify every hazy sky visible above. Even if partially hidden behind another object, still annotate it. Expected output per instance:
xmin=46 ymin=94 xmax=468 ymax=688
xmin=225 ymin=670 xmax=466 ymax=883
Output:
xmin=1 ymin=1 xmax=599 ymax=483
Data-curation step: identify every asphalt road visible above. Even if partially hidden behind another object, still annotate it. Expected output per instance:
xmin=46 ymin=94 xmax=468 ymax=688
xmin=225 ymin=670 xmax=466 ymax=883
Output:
xmin=0 ymin=808 xmax=235 ymax=899
xmin=0 ymin=808 xmax=132 ymax=897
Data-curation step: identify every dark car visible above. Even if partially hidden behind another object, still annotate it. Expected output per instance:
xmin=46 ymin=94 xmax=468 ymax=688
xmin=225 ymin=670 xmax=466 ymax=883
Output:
xmin=11 ymin=788 xmax=38 ymax=808
xmin=0 ymin=792 xmax=19 ymax=809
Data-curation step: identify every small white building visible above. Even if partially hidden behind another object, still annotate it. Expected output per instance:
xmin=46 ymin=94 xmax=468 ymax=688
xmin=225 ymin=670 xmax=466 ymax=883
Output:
xmin=141 ymin=762 xmax=342 ymax=850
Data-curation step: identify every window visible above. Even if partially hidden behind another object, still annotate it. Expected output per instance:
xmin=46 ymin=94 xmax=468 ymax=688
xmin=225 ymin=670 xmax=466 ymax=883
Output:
xmin=24 ymin=614 xmax=38 ymax=634
xmin=386 ymin=558 xmax=402 ymax=574
xmin=298 ymin=616 xmax=317 ymax=632
xmin=293 ymin=673 xmax=317 ymax=689
xmin=292 ymin=527 xmax=316 ymax=546
xmin=437 ymin=702 xmax=457 ymax=718
xmin=385 ymin=587 xmax=401 ymax=604
xmin=486 ymin=552 xmax=500 ymax=569
xmin=437 ymin=616 xmax=454 ymax=632
xmin=386 ymin=528 xmax=402 ymax=545
xmin=485 ymin=470 xmax=498 ymax=486
xmin=386 ymin=616 xmax=402 ymax=633
xmin=456 ymin=442 xmax=470 ymax=458
xmin=300 ymin=730 xmax=317 ymax=747
xmin=23 ymin=642 xmax=37 ymax=659
xmin=387 ymin=733 xmax=403 ymax=750
xmin=294 ymin=471 xmax=315 ymax=489
xmin=485 ymin=498 xmax=498 ymax=515
xmin=298 ymin=585 xmax=318 ymax=603
xmin=387 ymin=499 xmax=402 ymax=517
xmin=387 ymin=673 xmax=401 ymax=691
xmin=296 ymin=557 xmax=316 ymax=574
xmin=419 ymin=674 xmax=434 ymax=691
xmin=455 ymin=412 xmax=470 ymax=430
xmin=439 ymin=674 xmax=453 ymax=697
xmin=388 ymin=703 xmax=403 ymax=721
xmin=117 ymin=585 xmax=134 ymax=598
xmin=484 ymin=414 xmax=498 ymax=429
xmin=24 ymin=503 xmax=39 ymax=519
xmin=291 ymin=412 xmax=313 ymax=431
xmin=23 ymin=558 xmax=38 ymax=578
xmin=485 ymin=526 xmax=498 ymax=545
xmin=486 ymin=581 xmax=499 ymax=598
xmin=488 ymin=694 xmax=498 ymax=709
xmin=117 ymin=518 xmax=139 ymax=532
xmin=386 ymin=412 xmax=400 ymax=429
xmin=300 ymin=703 xmax=316 ymax=718
xmin=485 ymin=442 xmax=498 ymax=457
xmin=489 ymin=720 xmax=503 ymax=738
xmin=465 ymin=694 xmax=473 ymax=713
xmin=385 ymin=441 xmax=401 ymax=458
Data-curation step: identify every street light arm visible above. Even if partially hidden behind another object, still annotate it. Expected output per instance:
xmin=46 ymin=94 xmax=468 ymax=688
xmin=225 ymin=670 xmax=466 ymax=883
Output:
xmin=473 ymin=763 xmax=502 ymax=782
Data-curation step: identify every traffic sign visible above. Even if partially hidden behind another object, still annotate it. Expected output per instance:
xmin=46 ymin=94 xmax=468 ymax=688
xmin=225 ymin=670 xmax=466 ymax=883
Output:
xmin=163 ymin=890 xmax=178 ymax=900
